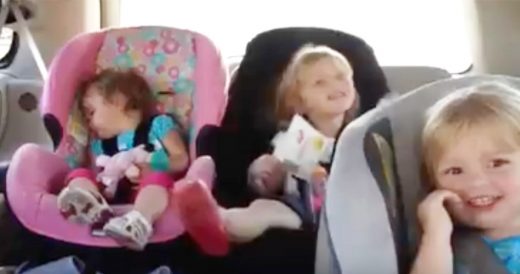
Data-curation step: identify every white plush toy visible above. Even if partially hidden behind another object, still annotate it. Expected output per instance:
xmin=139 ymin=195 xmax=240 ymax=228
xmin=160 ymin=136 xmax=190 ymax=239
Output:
xmin=95 ymin=145 xmax=151 ymax=198
xmin=271 ymin=114 xmax=335 ymax=183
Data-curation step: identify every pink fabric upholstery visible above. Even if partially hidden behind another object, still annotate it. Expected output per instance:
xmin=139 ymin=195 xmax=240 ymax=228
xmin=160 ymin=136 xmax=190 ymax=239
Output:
xmin=7 ymin=144 xmax=216 ymax=246
xmin=191 ymin=32 xmax=228 ymax=155
xmin=40 ymin=31 xmax=106 ymax=156
xmin=7 ymin=27 xmax=227 ymax=247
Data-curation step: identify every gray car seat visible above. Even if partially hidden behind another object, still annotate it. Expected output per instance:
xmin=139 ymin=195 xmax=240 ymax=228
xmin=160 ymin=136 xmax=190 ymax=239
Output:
xmin=316 ymin=75 xmax=520 ymax=274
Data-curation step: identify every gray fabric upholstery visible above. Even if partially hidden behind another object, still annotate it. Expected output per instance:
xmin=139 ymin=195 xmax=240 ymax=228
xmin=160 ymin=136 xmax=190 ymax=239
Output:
xmin=0 ymin=79 xmax=51 ymax=163
xmin=318 ymin=75 xmax=520 ymax=274
xmin=324 ymin=99 xmax=398 ymax=274
xmin=315 ymin=209 xmax=341 ymax=274
xmin=382 ymin=66 xmax=452 ymax=95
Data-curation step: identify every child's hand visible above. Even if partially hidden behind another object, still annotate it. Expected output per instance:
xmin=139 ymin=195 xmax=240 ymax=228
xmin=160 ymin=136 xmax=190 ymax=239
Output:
xmin=132 ymin=144 xmax=151 ymax=164
xmin=311 ymin=166 xmax=328 ymax=195
xmin=248 ymin=154 xmax=287 ymax=196
xmin=417 ymin=189 xmax=462 ymax=239
xmin=126 ymin=163 xmax=151 ymax=184
xmin=311 ymin=166 xmax=328 ymax=185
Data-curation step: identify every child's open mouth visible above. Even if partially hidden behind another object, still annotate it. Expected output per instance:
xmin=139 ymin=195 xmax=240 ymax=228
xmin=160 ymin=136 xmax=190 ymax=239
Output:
xmin=466 ymin=195 xmax=502 ymax=208
xmin=327 ymin=92 xmax=346 ymax=101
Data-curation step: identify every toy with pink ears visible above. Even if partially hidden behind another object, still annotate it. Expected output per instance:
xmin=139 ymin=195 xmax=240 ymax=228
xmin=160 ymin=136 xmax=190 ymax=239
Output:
xmin=95 ymin=144 xmax=151 ymax=199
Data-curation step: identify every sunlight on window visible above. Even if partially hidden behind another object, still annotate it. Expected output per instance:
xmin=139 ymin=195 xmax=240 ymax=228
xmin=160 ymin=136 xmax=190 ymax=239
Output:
xmin=0 ymin=28 xmax=14 ymax=60
xmin=120 ymin=0 xmax=472 ymax=73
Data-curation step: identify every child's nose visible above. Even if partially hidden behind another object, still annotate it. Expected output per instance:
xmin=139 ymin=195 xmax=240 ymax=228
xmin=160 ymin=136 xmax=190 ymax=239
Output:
xmin=334 ymin=81 xmax=348 ymax=92
xmin=466 ymin=172 xmax=488 ymax=187
xmin=88 ymin=119 xmax=97 ymax=130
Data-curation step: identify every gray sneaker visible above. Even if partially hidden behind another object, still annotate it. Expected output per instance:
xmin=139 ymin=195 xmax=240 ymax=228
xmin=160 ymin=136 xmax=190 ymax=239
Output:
xmin=103 ymin=211 xmax=153 ymax=251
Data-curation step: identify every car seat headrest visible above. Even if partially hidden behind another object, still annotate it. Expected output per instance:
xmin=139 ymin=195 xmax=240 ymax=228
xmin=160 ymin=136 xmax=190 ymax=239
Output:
xmin=95 ymin=27 xmax=196 ymax=127
xmin=222 ymin=27 xmax=390 ymax=137
xmin=62 ymin=27 xmax=197 ymax=168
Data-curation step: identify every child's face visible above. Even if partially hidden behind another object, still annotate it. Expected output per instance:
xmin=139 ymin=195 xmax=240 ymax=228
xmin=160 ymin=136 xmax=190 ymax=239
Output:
xmin=435 ymin=129 xmax=520 ymax=232
xmin=82 ymin=86 xmax=127 ymax=139
xmin=297 ymin=57 xmax=356 ymax=118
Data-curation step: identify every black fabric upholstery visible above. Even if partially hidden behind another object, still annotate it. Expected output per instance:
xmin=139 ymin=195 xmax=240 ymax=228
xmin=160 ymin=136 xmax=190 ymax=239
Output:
xmin=43 ymin=114 xmax=62 ymax=150
xmin=0 ymin=165 xmax=6 ymax=194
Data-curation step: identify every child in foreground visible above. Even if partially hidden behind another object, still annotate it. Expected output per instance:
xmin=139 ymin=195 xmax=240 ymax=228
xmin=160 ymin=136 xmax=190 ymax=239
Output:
xmin=411 ymin=82 xmax=520 ymax=274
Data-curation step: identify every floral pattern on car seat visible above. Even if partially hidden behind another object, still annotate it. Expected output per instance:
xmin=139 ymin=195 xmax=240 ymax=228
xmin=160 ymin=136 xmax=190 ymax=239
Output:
xmin=64 ymin=27 xmax=196 ymax=168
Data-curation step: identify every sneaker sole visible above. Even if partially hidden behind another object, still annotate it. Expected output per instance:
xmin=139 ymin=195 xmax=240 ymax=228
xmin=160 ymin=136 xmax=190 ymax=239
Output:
xmin=57 ymin=188 xmax=109 ymax=225
xmin=174 ymin=179 xmax=229 ymax=256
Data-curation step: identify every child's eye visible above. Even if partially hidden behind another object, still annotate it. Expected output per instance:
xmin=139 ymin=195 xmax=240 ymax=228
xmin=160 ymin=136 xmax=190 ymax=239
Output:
xmin=314 ymin=79 xmax=325 ymax=86
xmin=336 ymin=73 xmax=347 ymax=81
xmin=444 ymin=167 xmax=463 ymax=175
xmin=83 ymin=108 xmax=94 ymax=120
xmin=490 ymin=159 xmax=510 ymax=168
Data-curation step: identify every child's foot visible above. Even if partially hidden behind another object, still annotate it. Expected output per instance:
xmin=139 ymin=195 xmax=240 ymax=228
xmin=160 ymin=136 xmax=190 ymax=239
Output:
xmin=57 ymin=186 xmax=112 ymax=225
xmin=185 ymin=156 xmax=216 ymax=185
xmin=173 ymin=178 xmax=229 ymax=256
xmin=103 ymin=210 xmax=152 ymax=251
xmin=223 ymin=199 xmax=302 ymax=242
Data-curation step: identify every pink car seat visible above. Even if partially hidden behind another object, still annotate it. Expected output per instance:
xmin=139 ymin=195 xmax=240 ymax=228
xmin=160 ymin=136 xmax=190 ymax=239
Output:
xmin=5 ymin=26 xmax=227 ymax=247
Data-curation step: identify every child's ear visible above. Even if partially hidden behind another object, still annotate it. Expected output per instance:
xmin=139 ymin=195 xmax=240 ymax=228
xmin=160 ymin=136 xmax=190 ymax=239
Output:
xmin=292 ymin=93 xmax=308 ymax=115
xmin=293 ymin=102 xmax=306 ymax=116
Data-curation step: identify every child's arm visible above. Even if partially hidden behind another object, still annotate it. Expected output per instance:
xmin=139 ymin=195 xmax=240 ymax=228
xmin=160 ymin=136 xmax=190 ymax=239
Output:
xmin=410 ymin=190 xmax=461 ymax=274
xmin=248 ymin=154 xmax=287 ymax=197
xmin=411 ymin=230 xmax=453 ymax=274
xmin=146 ymin=114 xmax=189 ymax=174
xmin=160 ymin=131 xmax=189 ymax=173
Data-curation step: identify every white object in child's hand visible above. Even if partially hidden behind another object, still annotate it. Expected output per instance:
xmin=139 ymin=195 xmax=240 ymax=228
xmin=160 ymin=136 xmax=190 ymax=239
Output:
xmin=272 ymin=115 xmax=334 ymax=182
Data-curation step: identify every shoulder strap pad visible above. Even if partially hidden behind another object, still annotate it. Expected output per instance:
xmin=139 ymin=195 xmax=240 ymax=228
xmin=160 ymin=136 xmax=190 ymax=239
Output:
xmin=133 ymin=115 xmax=156 ymax=152
xmin=101 ymin=137 xmax=118 ymax=156
xmin=452 ymin=227 xmax=509 ymax=274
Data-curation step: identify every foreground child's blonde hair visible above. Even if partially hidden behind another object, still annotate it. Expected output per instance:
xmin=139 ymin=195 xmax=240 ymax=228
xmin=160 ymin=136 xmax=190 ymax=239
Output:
xmin=275 ymin=44 xmax=359 ymax=126
xmin=422 ymin=81 xmax=520 ymax=185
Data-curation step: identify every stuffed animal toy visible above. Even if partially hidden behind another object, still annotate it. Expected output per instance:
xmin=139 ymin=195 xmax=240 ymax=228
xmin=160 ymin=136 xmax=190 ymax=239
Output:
xmin=95 ymin=145 xmax=151 ymax=198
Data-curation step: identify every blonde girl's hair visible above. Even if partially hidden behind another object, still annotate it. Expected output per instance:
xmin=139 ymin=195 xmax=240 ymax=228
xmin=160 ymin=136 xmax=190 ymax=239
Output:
xmin=275 ymin=44 xmax=360 ymax=128
xmin=421 ymin=81 xmax=520 ymax=185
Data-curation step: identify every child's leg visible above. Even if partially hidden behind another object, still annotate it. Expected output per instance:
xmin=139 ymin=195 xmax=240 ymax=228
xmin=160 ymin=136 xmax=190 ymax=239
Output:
xmin=57 ymin=168 xmax=112 ymax=225
xmin=223 ymin=199 xmax=302 ymax=243
xmin=133 ymin=184 xmax=168 ymax=223
xmin=173 ymin=156 xmax=229 ymax=256
xmin=103 ymin=172 xmax=172 ymax=250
